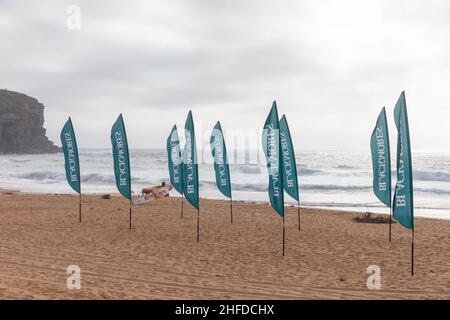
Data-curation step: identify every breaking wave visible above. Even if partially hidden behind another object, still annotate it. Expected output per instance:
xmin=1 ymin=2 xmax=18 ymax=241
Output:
xmin=299 ymin=167 xmax=322 ymax=175
xmin=415 ymin=187 xmax=450 ymax=195
xmin=231 ymin=165 xmax=322 ymax=176
xmin=10 ymin=159 xmax=31 ymax=163
xmin=81 ymin=173 xmax=115 ymax=184
xmin=14 ymin=171 xmax=151 ymax=185
xmin=414 ymin=170 xmax=450 ymax=182
xmin=234 ymin=165 xmax=262 ymax=174
xmin=336 ymin=165 xmax=356 ymax=169
xmin=15 ymin=171 xmax=65 ymax=182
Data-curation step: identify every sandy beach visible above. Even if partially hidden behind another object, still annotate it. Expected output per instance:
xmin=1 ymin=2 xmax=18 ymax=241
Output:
xmin=0 ymin=193 xmax=449 ymax=300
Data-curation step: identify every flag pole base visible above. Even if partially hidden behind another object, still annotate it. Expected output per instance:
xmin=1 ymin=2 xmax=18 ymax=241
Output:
xmin=411 ymin=228 xmax=415 ymax=276
xmin=282 ymin=217 xmax=286 ymax=257
xmin=197 ymin=208 xmax=200 ymax=242
xmin=79 ymin=193 xmax=82 ymax=224
xmin=389 ymin=207 xmax=392 ymax=242
xmin=181 ymin=194 xmax=184 ymax=218
xmin=230 ymin=198 xmax=233 ymax=225
xmin=129 ymin=199 xmax=132 ymax=230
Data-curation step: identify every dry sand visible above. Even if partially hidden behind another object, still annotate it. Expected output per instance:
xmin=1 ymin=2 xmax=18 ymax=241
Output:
xmin=0 ymin=193 xmax=449 ymax=300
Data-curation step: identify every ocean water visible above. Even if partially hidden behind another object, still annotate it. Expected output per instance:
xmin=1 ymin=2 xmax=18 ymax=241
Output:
xmin=1 ymin=149 xmax=450 ymax=219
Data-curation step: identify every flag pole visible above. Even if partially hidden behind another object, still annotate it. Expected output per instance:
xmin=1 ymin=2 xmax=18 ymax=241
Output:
xmin=282 ymin=215 xmax=286 ymax=256
xmin=389 ymin=206 xmax=392 ymax=242
xmin=411 ymin=227 xmax=414 ymax=276
xmin=79 ymin=192 xmax=82 ymax=223
xmin=230 ymin=195 xmax=233 ymax=224
xmin=297 ymin=200 xmax=301 ymax=231
xmin=181 ymin=194 xmax=184 ymax=218
xmin=197 ymin=208 xmax=200 ymax=242
xmin=129 ymin=199 xmax=132 ymax=230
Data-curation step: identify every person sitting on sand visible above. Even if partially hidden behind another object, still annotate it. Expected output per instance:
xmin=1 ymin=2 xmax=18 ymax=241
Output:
xmin=141 ymin=182 xmax=172 ymax=198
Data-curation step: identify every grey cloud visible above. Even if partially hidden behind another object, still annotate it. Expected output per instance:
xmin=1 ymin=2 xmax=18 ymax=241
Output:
xmin=0 ymin=0 xmax=450 ymax=150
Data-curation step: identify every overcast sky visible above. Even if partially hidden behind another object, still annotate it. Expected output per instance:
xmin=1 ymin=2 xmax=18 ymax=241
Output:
xmin=1 ymin=0 xmax=450 ymax=151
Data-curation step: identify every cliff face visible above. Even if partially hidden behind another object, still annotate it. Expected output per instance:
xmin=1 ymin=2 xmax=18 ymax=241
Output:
xmin=0 ymin=89 xmax=60 ymax=154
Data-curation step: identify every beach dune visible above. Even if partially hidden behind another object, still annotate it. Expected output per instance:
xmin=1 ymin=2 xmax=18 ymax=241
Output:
xmin=0 ymin=193 xmax=449 ymax=299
